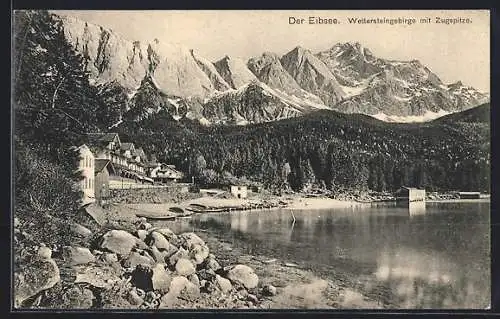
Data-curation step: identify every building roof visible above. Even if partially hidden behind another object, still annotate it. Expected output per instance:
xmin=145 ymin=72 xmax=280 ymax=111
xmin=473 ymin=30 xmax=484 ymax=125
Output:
xmin=120 ymin=142 xmax=135 ymax=151
xmin=87 ymin=133 xmax=120 ymax=144
xmin=400 ymin=186 xmax=423 ymax=190
xmin=94 ymin=159 xmax=113 ymax=174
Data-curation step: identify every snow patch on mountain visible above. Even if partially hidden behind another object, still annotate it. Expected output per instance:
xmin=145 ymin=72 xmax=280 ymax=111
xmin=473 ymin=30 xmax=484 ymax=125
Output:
xmin=372 ymin=109 xmax=450 ymax=123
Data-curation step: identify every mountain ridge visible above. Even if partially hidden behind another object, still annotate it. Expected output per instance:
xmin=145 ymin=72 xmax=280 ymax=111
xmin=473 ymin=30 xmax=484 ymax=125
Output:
xmin=56 ymin=13 xmax=489 ymax=125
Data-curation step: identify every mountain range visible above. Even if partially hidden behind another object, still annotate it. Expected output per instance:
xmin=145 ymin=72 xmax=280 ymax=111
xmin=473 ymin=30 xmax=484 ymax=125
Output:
xmin=58 ymin=14 xmax=489 ymax=126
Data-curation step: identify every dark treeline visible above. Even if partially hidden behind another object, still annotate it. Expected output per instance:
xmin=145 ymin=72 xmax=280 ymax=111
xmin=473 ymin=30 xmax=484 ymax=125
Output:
xmin=117 ymin=103 xmax=490 ymax=194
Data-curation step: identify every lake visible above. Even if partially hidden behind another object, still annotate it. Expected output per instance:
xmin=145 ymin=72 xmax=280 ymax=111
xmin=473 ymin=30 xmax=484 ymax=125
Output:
xmin=160 ymin=201 xmax=490 ymax=309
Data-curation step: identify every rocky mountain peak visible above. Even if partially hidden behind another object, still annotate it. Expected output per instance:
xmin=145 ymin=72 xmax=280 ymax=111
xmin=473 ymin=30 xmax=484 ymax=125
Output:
xmin=54 ymin=12 xmax=488 ymax=124
xmin=213 ymin=55 xmax=257 ymax=89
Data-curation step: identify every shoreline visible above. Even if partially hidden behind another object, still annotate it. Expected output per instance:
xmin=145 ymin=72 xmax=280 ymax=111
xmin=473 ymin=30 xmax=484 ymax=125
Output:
xmin=120 ymin=196 xmax=369 ymax=218
xmin=118 ymin=195 xmax=490 ymax=219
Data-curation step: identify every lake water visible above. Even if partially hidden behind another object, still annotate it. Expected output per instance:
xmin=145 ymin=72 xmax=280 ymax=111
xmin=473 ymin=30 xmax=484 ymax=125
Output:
xmin=161 ymin=201 xmax=490 ymax=309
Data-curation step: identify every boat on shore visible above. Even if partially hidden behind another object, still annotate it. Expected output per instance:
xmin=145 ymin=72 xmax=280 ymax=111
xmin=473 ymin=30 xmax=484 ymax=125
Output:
xmin=136 ymin=213 xmax=176 ymax=221
xmin=169 ymin=207 xmax=185 ymax=214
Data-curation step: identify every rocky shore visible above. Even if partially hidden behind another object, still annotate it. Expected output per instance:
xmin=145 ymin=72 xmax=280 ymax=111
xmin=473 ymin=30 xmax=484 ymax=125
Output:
xmin=14 ymin=216 xmax=276 ymax=309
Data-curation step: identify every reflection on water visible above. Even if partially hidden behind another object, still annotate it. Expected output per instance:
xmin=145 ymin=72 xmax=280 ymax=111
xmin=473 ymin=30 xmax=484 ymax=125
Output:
xmin=162 ymin=202 xmax=490 ymax=309
xmin=408 ymin=202 xmax=426 ymax=216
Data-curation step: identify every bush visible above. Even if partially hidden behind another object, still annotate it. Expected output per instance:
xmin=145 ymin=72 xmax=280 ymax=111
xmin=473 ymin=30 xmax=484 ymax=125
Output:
xmin=14 ymin=141 xmax=83 ymax=248
xmin=15 ymin=142 xmax=82 ymax=218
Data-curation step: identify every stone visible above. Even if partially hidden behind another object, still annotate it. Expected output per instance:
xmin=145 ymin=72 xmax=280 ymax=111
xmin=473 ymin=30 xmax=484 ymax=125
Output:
xmin=158 ymin=276 xmax=200 ymax=308
xmin=203 ymin=257 xmax=222 ymax=272
xmin=168 ymin=247 xmax=188 ymax=267
xmin=188 ymin=274 xmax=200 ymax=287
xmin=14 ymin=257 xmax=60 ymax=308
xmin=145 ymin=291 xmax=156 ymax=302
xmin=148 ymin=246 xmax=166 ymax=264
xmin=189 ymin=243 xmax=209 ymax=265
xmin=37 ymin=244 xmax=52 ymax=259
xmin=14 ymin=217 xmax=20 ymax=228
xmin=130 ymin=265 xmax=153 ymax=292
xmin=247 ymin=293 xmax=259 ymax=304
xmin=153 ymin=227 xmax=177 ymax=241
xmin=200 ymin=279 xmax=207 ymax=288
xmin=178 ymin=232 xmax=205 ymax=250
xmin=62 ymin=246 xmax=96 ymax=266
xmin=127 ymin=289 xmax=144 ymax=306
xmin=123 ymin=251 xmax=154 ymax=269
xmin=73 ymin=264 xmax=121 ymax=289
xmin=70 ymin=223 xmax=92 ymax=237
xmin=148 ymin=231 xmax=170 ymax=250
xmin=101 ymin=252 xmax=118 ymax=264
xmin=226 ymin=265 xmax=259 ymax=289
xmin=60 ymin=286 xmax=95 ymax=309
xmin=151 ymin=264 xmax=171 ymax=293
xmin=197 ymin=268 xmax=216 ymax=282
xmin=136 ymin=229 xmax=148 ymax=241
xmin=135 ymin=238 xmax=149 ymax=250
xmin=262 ymin=284 xmax=277 ymax=296
xmin=100 ymin=230 xmax=137 ymax=256
xmin=214 ymin=274 xmax=232 ymax=293
xmin=175 ymin=258 xmax=195 ymax=276
xmin=163 ymin=242 xmax=179 ymax=258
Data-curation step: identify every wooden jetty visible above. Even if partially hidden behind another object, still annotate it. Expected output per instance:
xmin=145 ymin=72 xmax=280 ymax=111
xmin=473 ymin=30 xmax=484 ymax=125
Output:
xmin=185 ymin=201 xmax=285 ymax=214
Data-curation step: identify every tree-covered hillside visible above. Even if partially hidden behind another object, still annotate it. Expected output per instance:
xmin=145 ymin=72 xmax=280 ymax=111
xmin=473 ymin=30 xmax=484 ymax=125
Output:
xmin=116 ymin=105 xmax=490 ymax=194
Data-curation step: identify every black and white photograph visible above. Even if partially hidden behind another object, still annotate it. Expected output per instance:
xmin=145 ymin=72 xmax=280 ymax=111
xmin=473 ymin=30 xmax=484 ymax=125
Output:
xmin=12 ymin=9 xmax=490 ymax=310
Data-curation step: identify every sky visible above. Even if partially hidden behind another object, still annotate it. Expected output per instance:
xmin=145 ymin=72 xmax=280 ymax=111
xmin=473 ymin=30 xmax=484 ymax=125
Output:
xmin=55 ymin=10 xmax=490 ymax=92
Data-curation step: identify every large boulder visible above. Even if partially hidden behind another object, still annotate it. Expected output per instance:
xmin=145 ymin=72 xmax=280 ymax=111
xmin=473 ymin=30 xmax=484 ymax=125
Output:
xmin=73 ymin=264 xmax=121 ymax=289
xmin=147 ymin=231 xmax=170 ymax=250
xmin=189 ymin=244 xmax=209 ymax=265
xmin=122 ymin=251 xmax=155 ymax=269
xmin=158 ymin=276 xmax=200 ymax=308
xmin=153 ymin=227 xmax=177 ymax=242
xmin=14 ymin=256 xmax=60 ymax=308
xmin=203 ymin=256 xmax=222 ymax=272
xmin=175 ymin=258 xmax=196 ymax=276
xmin=100 ymin=230 xmax=137 ymax=256
xmin=60 ymin=286 xmax=95 ymax=309
xmin=178 ymin=232 xmax=205 ymax=250
xmin=62 ymin=246 xmax=96 ymax=266
xmin=135 ymin=229 xmax=148 ymax=241
xmin=151 ymin=264 xmax=172 ymax=293
xmin=148 ymin=246 xmax=167 ymax=264
xmin=70 ymin=223 xmax=92 ymax=238
xmin=214 ymin=274 xmax=232 ymax=293
xmin=168 ymin=247 xmax=188 ymax=267
xmin=226 ymin=264 xmax=259 ymax=289
xmin=188 ymin=274 xmax=200 ymax=287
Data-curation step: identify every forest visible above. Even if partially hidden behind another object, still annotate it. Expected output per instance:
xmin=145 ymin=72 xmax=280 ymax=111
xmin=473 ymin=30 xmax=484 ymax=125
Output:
xmin=117 ymin=101 xmax=490 ymax=194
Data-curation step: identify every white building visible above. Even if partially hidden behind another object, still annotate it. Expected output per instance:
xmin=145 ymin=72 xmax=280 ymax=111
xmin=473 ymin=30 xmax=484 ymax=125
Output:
xmin=76 ymin=144 xmax=95 ymax=204
xmin=230 ymin=185 xmax=248 ymax=199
